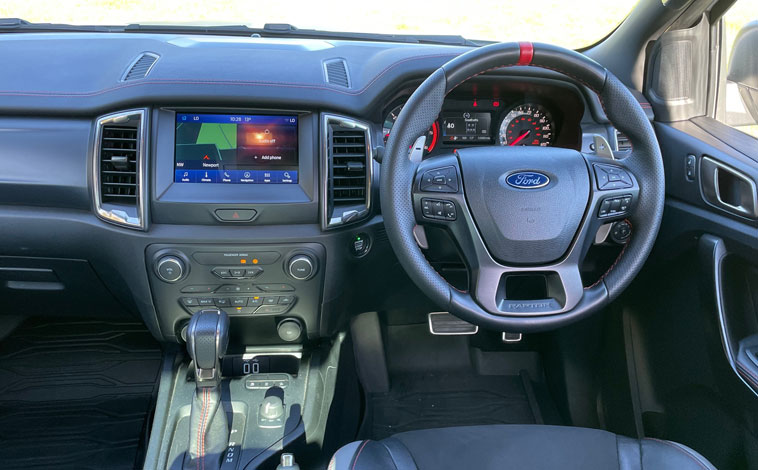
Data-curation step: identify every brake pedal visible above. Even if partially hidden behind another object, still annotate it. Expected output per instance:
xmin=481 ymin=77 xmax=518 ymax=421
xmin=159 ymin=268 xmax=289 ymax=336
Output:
xmin=428 ymin=312 xmax=478 ymax=335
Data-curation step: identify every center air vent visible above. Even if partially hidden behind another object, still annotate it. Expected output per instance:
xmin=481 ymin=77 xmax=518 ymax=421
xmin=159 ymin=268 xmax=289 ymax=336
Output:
xmin=323 ymin=115 xmax=372 ymax=229
xmin=94 ymin=109 xmax=147 ymax=230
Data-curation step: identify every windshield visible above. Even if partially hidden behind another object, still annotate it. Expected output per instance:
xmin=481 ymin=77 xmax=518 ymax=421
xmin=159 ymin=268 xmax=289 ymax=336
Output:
xmin=1 ymin=0 xmax=638 ymax=49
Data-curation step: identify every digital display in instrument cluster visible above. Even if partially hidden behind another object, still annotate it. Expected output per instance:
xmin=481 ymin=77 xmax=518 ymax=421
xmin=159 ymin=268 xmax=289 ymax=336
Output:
xmin=441 ymin=112 xmax=492 ymax=143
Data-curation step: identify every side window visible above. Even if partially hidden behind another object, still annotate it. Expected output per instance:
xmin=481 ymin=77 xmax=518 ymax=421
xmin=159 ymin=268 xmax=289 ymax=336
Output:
xmin=716 ymin=0 xmax=758 ymax=139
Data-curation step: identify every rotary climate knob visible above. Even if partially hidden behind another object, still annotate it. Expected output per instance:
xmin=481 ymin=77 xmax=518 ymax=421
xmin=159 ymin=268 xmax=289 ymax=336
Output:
xmin=156 ymin=256 xmax=185 ymax=283
xmin=287 ymin=255 xmax=315 ymax=281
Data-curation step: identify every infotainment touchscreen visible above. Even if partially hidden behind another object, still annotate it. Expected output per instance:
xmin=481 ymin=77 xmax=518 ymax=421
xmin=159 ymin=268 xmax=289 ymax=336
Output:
xmin=174 ymin=113 xmax=298 ymax=184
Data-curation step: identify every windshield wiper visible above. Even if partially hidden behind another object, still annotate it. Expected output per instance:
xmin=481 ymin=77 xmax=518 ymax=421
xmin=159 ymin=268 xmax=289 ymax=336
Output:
xmin=124 ymin=22 xmax=488 ymax=47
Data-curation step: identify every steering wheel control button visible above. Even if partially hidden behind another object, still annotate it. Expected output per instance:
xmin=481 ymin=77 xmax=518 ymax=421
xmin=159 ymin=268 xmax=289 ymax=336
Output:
xmin=287 ymin=255 xmax=315 ymax=281
xmin=420 ymin=166 xmax=459 ymax=192
xmin=593 ymin=164 xmax=633 ymax=190
xmin=156 ymin=256 xmax=185 ymax=283
xmin=213 ymin=208 xmax=257 ymax=222
xmin=598 ymin=194 xmax=633 ymax=218
xmin=422 ymin=198 xmax=457 ymax=221
xmin=611 ymin=221 xmax=632 ymax=244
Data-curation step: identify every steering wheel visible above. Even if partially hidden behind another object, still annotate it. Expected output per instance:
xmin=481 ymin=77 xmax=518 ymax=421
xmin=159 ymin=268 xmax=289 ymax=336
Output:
xmin=381 ymin=42 xmax=665 ymax=332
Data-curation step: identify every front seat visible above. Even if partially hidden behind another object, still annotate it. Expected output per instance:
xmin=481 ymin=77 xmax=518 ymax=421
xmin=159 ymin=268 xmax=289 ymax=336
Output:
xmin=329 ymin=425 xmax=716 ymax=470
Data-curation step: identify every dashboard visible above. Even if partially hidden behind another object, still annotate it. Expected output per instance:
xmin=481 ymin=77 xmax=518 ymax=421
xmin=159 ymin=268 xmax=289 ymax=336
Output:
xmin=0 ymin=32 xmax=650 ymax=345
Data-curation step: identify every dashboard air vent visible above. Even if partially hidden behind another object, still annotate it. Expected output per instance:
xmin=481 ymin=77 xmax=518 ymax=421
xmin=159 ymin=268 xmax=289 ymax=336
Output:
xmin=94 ymin=110 xmax=147 ymax=230
xmin=122 ymin=52 xmax=159 ymax=81
xmin=616 ymin=130 xmax=632 ymax=151
xmin=100 ymin=126 xmax=138 ymax=203
xmin=323 ymin=115 xmax=372 ymax=229
xmin=324 ymin=59 xmax=350 ymax=88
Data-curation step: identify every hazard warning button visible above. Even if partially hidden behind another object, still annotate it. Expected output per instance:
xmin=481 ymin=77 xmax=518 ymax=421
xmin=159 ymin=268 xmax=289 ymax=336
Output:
xmin=214 ymin=209 xmax=257 ymax=222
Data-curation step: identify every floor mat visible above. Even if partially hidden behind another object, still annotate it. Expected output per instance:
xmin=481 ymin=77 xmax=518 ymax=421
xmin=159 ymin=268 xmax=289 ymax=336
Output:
xmin=0 ymin=317 xmax=162 ymax=470
xmin=367 ymin=370 xmax=546 ymax=440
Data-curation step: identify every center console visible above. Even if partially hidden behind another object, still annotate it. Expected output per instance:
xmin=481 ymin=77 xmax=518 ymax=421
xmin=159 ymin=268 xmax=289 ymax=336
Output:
xmin=147 ymin=243 xmax=325 ymax=344
xmin=146 ymin=108 xmax=328 ymax=344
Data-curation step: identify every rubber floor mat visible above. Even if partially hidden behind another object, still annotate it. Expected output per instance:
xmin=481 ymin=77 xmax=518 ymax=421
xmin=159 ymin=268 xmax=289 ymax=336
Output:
xmin=367 ymin=371 xmax=542 ymax=440
xmin=0 ymin=318 xmax=162 ymax=470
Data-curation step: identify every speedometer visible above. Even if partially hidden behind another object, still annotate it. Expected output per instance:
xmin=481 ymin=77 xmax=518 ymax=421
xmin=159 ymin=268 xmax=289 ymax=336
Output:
xmin=383 ymin=104 xmax=439 ymax=155
xmin=498 ymin=104 xmax=555 ymax=147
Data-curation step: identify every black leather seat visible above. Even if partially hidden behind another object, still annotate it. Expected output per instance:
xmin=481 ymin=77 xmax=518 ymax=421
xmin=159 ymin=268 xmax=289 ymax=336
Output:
xmin=329 ymin=425 xmax=716 ymax=470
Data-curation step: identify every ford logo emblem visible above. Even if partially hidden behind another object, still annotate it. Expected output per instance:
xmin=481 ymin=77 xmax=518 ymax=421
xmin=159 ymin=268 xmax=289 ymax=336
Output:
xmin=505 ymin=171 xmax=550 ymax=189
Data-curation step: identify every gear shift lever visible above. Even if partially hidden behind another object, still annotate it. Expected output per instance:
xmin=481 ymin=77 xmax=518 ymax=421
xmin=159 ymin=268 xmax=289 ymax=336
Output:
xmin=184 ymin=309 xmax=230 ymax=470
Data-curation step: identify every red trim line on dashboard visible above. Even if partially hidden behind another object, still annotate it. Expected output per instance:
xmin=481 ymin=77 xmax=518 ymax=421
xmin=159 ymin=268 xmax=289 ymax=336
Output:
xmin=517 ymin=42 xmax=534 ymax=66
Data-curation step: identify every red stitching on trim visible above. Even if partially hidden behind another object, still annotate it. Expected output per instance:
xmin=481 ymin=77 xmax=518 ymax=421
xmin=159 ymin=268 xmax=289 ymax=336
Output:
xmin=200 ymin=388 xmax=209 ymax=470
xmin=0 ymin=53 xmax=460 ymax=98
xmin=351 ymin=440 xmax=370 ymax=470
xmin=585 ymin=219 xmax=633 ymax=290
xmin=736 ymin=361 xmax=758 ymax=388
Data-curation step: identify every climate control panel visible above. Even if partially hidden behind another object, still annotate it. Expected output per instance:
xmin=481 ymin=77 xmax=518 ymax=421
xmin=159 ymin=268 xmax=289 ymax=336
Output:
xmin=146 ymin=243 xmax=325 ymax=343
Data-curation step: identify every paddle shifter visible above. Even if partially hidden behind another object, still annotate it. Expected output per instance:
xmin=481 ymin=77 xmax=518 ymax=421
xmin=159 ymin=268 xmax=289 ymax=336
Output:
xmin=185 ymin=309 xmax=230 ymax=470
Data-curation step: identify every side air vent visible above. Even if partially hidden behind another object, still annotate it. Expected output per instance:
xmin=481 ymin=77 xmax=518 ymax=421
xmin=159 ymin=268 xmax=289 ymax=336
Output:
xmin=322 ymin=115 xmax=372 ymax=229
xmin=324 ymin=59 xmax=350 ymax=88
xmin=615 ymin=130 xmax=632 ymax=151
xmin=122 ymin=52 xmax=159 ymax=81
xmin=93 ymin=109 xmax=147 ymax=230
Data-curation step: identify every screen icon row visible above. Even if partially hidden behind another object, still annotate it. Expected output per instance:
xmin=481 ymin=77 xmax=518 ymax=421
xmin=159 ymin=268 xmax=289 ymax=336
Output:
xmin=175 ymin=170 xmax=298 ymax=184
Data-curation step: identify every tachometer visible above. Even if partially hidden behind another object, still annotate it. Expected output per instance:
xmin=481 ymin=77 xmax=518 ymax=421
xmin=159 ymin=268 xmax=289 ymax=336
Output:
xmin=383 ymin=104 xmax=439 ymax=155
xmin=498 ymin=104 xmax=555 ymax=147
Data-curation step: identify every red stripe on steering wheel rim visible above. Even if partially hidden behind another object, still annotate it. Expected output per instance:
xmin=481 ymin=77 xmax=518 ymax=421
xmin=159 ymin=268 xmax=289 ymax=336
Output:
xmin=517 ymin=42 xmax=534 ymax=66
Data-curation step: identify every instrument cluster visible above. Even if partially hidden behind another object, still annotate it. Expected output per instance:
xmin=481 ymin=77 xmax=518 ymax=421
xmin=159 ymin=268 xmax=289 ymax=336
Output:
xmin=382 ymin=79 xmax=584 ymax=157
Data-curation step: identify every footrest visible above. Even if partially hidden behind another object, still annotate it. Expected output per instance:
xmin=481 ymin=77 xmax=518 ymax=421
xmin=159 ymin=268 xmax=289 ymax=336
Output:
xmin=428 ymin=312 xmax=478 ymax=335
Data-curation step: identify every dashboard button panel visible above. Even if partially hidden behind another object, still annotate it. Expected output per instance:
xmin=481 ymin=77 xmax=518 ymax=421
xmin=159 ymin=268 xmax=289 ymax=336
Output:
xmin=593 ymin=164 xmax=634 ymax=190
xmin=422 ymin=198 xmax=457 ymax=221
xmin=598 ymin=194 xmax=633 ymax=218
xmin=419 ymin=166 xmax=459 ymax=193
